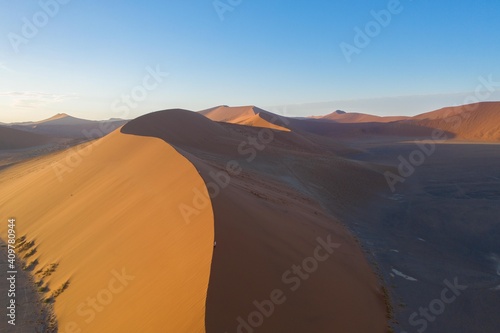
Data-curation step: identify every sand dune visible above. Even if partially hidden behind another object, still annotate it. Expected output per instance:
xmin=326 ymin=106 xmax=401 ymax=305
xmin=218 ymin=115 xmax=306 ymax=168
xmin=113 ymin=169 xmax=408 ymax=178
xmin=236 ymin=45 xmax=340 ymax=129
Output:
xmin=204 ymin=103 xmax=500 ymax=143
xmin=410 ymin=102 xmax=500 ymax=141
xmin=199 ymin=105 xmax=258 ymax=123
xmin=200 ymin=106 xmax=451 ymax=142
xmin=1 ymin=102 xmax=498 ymax=332
xmin=8 ymin=114 xmax=128 ymax=139
xmin=123 ymin=109 xmax=389 ymax=333
xmin=0 ymin=129 xmax=214 ymax=332
xmin=317 ymin=110 xmax=408 ymax=123
xmin=31 ymin=113 xmax=91 ymax=126
xmin=200 ymin=105 xmax=290 ymax=131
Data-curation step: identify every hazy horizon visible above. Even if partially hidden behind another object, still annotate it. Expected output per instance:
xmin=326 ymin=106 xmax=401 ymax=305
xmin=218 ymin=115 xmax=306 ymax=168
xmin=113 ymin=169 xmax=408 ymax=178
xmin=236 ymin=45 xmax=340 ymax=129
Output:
xmin=2 ymin=1 xmax=500 ymax=122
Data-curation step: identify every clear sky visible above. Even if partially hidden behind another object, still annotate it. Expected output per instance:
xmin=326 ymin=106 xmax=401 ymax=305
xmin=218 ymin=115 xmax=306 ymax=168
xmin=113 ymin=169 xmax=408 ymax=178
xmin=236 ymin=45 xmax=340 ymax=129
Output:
xmin=1 ymin=0 xmax=499 ymax=122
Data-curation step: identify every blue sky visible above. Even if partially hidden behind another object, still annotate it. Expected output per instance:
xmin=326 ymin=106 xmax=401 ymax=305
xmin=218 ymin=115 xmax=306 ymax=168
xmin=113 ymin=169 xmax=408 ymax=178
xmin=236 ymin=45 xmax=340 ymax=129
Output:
xmin=1 ymin=0 xmax=499 ymax=122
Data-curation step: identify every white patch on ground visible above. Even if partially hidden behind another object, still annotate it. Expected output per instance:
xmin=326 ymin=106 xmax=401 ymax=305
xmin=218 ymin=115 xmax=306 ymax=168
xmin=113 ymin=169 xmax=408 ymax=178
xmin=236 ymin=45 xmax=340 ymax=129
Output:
xmin=390 ymin=249 xmax=399 ymax=253
xmin=389 ymin=194 xmax=405 ymax=201
xmin=417 ymin=238 xmax=426 ymax=242
xmin=488 ymin=254 xmax=500 ymax=276
xmin=391 ymin=268 xmax=418 ymax=282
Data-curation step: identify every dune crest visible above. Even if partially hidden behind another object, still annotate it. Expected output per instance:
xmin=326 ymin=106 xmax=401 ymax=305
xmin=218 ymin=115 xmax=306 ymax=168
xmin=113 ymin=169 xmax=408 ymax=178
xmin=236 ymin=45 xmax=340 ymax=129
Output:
xmin=0 ymin=129 xmax=214 ymax=332
xmin=124 ymin=109 xmax=389 ymax=333
xmin=200 ymin=105 xmax=290 ymax=131
xmin=317 ymin=110 xmax=408 ymax=123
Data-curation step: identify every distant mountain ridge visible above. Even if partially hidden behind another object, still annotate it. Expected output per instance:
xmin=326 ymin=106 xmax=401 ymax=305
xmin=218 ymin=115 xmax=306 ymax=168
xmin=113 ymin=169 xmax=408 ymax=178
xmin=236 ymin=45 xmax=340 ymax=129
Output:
xmin=5 ymin=113 xmax=128 ymax=139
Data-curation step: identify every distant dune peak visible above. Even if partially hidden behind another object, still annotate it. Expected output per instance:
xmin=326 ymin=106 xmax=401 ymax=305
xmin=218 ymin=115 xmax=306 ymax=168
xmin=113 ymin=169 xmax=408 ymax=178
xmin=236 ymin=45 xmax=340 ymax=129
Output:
xmin=317 ymin=110 xmax=408 ymax=123
xmin=199 ymin=105 xmax=290 ymax=131
xmin=32 ymin=113 xmax=85 ymax=125
xmin=52 ymin=112 xmax=70 ymax=118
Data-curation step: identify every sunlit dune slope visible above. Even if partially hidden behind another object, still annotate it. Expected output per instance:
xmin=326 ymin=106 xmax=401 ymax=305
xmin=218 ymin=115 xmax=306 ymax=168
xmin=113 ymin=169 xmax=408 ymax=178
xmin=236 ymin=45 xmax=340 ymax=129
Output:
xmin=200 ymin=105 xmax=290 ymax=131
xmin=0 ymin=129 xmax=214 ymax=333
xmin=123 ymin=109 xmax=389 ymax=333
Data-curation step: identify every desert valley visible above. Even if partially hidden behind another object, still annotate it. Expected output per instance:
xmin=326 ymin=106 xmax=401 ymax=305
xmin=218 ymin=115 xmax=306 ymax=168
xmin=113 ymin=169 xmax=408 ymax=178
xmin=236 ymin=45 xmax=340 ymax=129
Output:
xmin=1 ymin=102 xmax=499 ymax=332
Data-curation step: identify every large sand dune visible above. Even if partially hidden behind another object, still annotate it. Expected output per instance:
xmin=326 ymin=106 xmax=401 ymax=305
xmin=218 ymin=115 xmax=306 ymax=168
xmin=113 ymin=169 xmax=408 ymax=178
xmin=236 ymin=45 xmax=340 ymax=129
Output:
xmin=123 ymin=110 xmax=389 ymax=333
xmin=0 ymin=129 xmax=214 ymax=332
xmin=1 ymin=102 xmax=498 ymax=332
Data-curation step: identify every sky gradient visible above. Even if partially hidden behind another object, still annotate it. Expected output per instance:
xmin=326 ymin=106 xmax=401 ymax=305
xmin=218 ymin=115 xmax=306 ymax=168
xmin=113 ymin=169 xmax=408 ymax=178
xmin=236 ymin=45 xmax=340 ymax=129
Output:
xmin=1 ymin=0 xmax=500 ymax=122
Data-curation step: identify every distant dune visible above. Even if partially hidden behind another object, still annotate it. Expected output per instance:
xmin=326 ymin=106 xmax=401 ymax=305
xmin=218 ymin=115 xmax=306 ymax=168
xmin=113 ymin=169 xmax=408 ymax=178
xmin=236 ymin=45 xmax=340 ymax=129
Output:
xmin=410 ymin=102 xmax=500 ymax=141
xmin=0 ymin=125 xmax=53 ymax=149
xmin=7 ymin=113 xmax=128 ymax=139
xmin=316 ymin=110 xmax=409 ymax=123
xmin=202 ymin=103 xmax=500 ymax=142
xmin=200 ymin=105 xmax=290 ymax=131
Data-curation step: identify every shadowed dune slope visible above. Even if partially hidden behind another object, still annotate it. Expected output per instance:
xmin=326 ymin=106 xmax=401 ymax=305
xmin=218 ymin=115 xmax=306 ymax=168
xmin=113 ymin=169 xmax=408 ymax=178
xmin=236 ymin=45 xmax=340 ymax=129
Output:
xmin=122 ymin=109 xmax=389 ymax=333
xmin=0 ymin=125 xmax=53 ymax=149
xmin=121 ymin=109 xmax=241 ymax=156
xmin=0 ymin=129 xmax=214 ymax=333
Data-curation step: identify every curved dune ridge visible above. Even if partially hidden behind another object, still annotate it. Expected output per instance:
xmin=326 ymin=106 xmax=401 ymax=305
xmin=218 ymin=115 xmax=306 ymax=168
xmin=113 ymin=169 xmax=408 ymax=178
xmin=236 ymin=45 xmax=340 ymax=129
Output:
xmin=200 ymin=105 xmax=290 ymax=131
xmin=120 ymin=108 xmax=230 ymax=152
xmin=0 ymin=129 xmax=214 ymax=332
xmin=123 ymin=109 xmax=389 ymax=333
